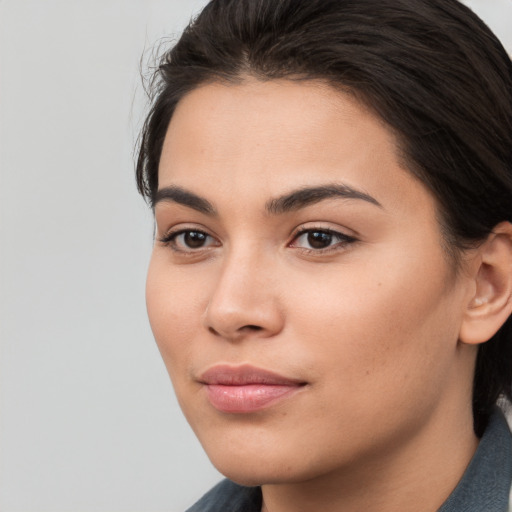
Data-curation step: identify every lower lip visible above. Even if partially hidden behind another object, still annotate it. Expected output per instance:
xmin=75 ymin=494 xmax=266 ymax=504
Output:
xmin=205 ymin=384 xmax=302 ymax=413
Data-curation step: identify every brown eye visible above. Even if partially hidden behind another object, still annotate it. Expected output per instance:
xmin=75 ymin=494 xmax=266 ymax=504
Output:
xmin=160 ymin=229 xmax=219 ymax=252
xmin=291 ymin=228 xmax=357 ymax=252
xmin=183 ymin=231 xmax=208 ymax=248
xmin=307 ymin=231 xmax=333 ymax=249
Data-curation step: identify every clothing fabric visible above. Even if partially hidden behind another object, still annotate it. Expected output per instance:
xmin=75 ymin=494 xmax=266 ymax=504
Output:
xmin=185 ymin=408 xmax=512 ymax=512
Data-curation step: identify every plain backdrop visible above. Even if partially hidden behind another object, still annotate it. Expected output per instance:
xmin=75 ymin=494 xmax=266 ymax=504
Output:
xmin=0 ymin=1 xmax=511 ymax=511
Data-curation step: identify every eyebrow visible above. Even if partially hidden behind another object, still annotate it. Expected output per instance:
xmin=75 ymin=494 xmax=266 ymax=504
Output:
xmin=265 ymin=184 xmax=382 ymax=214
xmin=153 ymin=183 xmax=382 ymax=215
xmin=153 ymin=186 xmax=217 ymax=215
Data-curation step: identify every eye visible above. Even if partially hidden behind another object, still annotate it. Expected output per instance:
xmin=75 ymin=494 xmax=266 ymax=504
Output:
xmin=159 ymin=229 xmax=219 ymax=252
xmin=290 ymin=228 xmax=357 ymax=252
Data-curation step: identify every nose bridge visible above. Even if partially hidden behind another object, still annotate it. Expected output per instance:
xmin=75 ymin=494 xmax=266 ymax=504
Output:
xmin=204 ymin=242 xmax=283 ymax=339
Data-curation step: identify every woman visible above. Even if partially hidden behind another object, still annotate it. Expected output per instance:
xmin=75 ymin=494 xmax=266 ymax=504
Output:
xmin=136 ymin=0 xmax=512 ymax=510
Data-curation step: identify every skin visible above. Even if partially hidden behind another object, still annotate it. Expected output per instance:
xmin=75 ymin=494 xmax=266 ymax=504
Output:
xmin=147 ymin=79 xmax=484 ymax=512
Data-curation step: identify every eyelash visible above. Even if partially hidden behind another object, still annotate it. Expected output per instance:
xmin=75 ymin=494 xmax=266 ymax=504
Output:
xmin=158 ymin=228 xmax=218 ymax=254
xmin=290 ymin=227 xmax=358 ymax=254
xmin=158 ymin=227 xmax=358 ymax=255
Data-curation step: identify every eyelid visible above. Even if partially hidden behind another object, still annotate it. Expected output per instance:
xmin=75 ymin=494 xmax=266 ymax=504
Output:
xmin=156 ymin=222 xmax=358 ymax=257
xmin=158 ymin=225 xmax=221 ymax=253
xmin=288 ymin=225 xmax=358 ymax=253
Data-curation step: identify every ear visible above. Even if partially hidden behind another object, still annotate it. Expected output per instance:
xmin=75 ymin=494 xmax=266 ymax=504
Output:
xmin=459 ymin=221 xmax=512 ymax=345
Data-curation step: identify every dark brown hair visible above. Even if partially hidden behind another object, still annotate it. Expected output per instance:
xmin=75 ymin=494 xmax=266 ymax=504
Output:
xmin=136 ymin=0 xmax=512 ymax=436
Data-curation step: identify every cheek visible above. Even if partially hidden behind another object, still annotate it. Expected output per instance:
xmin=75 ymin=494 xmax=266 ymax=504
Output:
xmin=284 ymin=248 xmax=459 ymax=407
xmin=145 ymin=253 xmax=205 ymax=375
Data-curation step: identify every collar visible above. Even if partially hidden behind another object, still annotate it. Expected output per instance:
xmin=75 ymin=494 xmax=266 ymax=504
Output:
xmin=438 ymin=407 xmax=512 ymax=512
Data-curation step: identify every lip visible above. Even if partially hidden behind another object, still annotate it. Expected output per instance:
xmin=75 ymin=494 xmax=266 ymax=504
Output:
xmin=199 ymin=364 xmax=307 ymax=413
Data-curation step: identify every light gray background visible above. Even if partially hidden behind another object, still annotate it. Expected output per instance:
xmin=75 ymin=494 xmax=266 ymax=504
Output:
xmin=0 ymin=1 xmax=510 ymax=511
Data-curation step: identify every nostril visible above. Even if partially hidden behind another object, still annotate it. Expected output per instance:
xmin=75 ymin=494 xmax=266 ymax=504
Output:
xmin=244 ymin=325 xmax=263 ymax=331
xmin=206 ymin=324 xmax=264 ymax=338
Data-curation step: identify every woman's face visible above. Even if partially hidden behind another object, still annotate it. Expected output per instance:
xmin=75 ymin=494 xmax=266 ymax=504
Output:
xmin=147 ymin=79 xmax=475 ymax=484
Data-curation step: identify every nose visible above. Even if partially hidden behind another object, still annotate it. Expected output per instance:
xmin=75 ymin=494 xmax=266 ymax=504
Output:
xmin=203 ymin=251 xmax=284 ymax=341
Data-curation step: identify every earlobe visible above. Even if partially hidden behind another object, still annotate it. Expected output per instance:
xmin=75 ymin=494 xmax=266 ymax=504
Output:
xmin=459 ymin=221 xmax=512 ymax=346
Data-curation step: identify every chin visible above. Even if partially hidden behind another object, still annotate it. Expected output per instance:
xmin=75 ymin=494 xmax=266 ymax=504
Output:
xmin=216 ymin=467 xmax=273 ymax=487
xmin=211 ymin=457 xmax=305 ymax=487
xmin=200 ymin=439 xmax=286 ymax=485
xmin=198 ymin=430 xmax=340 ymax=487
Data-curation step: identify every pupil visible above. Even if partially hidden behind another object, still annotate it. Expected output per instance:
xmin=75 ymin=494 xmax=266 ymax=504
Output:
xmin=308 ymin=231 xmax=332 ymax=249
xmin=185 ymin=231 xmax=206 ymax=248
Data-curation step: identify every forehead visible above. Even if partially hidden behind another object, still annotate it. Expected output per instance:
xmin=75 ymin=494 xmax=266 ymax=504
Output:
xmin=162 ymin=78 xmax=390 ymax=172
xmin=158 ymin=78 xmax=433 ymax=219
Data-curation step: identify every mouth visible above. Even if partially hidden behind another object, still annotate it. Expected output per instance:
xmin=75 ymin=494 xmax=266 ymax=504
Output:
xmin=198 ymin=364 xmax=307 ymax=413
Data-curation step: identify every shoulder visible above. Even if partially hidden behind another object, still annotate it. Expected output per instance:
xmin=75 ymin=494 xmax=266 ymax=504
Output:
xmin=185 ymin=479 xmax=262 ymax=512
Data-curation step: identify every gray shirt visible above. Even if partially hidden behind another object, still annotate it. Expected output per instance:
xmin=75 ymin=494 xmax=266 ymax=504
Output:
xmin=186 ymin=408 xmax=512 ymax=512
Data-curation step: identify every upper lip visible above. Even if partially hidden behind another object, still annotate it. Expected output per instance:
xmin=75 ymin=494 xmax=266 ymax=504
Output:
xmin=199 ymin=364 xmax=306 ymax=386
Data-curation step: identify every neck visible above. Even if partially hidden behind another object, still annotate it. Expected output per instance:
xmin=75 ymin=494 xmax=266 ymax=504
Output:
xmin=260 ymin=403 xmax=478 ymax=512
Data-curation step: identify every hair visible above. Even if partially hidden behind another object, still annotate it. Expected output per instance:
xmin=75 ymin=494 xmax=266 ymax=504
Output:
xmin=136 ymin=0 xmax=512 ymax=436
